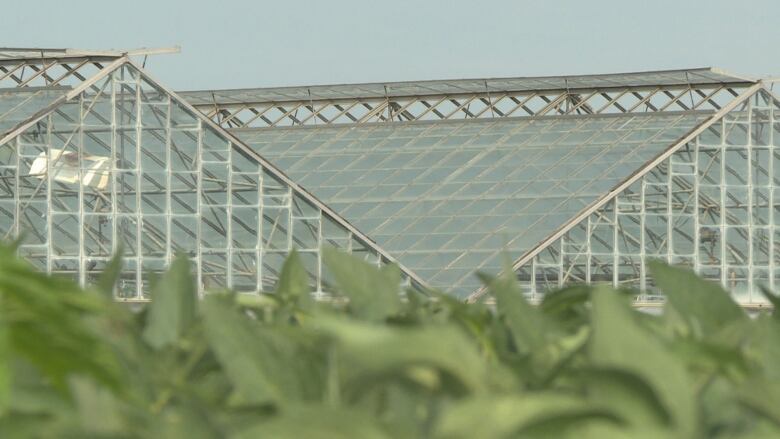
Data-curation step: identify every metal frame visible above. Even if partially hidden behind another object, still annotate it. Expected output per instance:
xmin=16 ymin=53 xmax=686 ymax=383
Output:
xmin=1 ymin=50 xmax=774 ymax=305
xmin=0 ymin=46 xmax=179 ymax=90
xmin=228 ymin=108 xmax=713 ymax=297
xmin=0 ymin=55 xmax=427 ymax=300
xmin=130 ymin=60 xmax=429 ymax=290
xmin=183 ymin=69 xmax=754 ymax=128
xmin=468 ymin=82 xmax=777 ymax=304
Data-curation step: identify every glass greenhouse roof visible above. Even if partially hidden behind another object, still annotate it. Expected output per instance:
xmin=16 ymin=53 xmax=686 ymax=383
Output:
xmin=181 ymin=68 xmax=752 ymax=105
xmin=0 ymin=55 xmax=428 ymax=300
xmin=0 ymin=87 xmax=68 ymax=135
xmin=232 ymin=111 xmax=711 ymax=297
xmin=1 ymin=48 xmax=772 ymax=305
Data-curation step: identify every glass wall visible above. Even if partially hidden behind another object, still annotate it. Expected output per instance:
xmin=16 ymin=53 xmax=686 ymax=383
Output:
xmin=517 ymin=90 xmax=778 ymax=303
xmin=0 ymin=64 xmax=405 ymax=299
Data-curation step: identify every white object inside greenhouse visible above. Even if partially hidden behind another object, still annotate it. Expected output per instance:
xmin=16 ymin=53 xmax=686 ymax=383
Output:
xmin=29 ymin=149 xmax=110 ymax=190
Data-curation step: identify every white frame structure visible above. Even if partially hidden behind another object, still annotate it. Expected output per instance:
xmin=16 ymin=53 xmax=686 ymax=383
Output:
xmin=2 ymin=49 xmax=777 ymax=306
xmin=0 ymin=51 xmax=426 ymax=300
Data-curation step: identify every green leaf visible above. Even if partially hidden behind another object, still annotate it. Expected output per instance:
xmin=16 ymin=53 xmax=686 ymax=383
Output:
xmin=69 ymin=376 xmax=123 ymax=434
xmin=272 ymin=249 xmax=314 ymax=321
xmin=0 ymin=254 xmax=120 ymax=392
xmin=647 ymin=260 xmax=745 ymax=336
xmin=589 ymin=286 xmax=696 ymax=436
xmin=142 ymin=254 xmax=197 ymax=349
xmin=201 ymin=294 xmax=326 ymax=405
xmin=149 ymin=404 xmax=223 ymax=439
xmin=477 ymin=268 xmax=546 ymax=354
xmin=312 ymin=316 xmax=493 ymax=395
xmin=578 ymin=367 xmax=670 ymax=429
xmin=745 ymin=315 xmax=780 ymax=382
xmin=757 ymin=284 xmax=780 ymax=320
xmin=94 ymin=245 xmax=123 ymax=299
xmin=232 ymin=405 xmax=391 ymax=439
xmin=322 ymin=247 xmax=401 ymax=322
xmin=274 ymin=249 xmax=310 ymax=302
xmin=738 ymin=378 xmax=780 ymax=427
xmin=0 ymin=319 xmax=9 ymax=414
xmin=478 ymin=268 xmax=588 ymax=387
xmin=540 ymin=285 xmax=592 ymax=332
xmin=434 ymin=394 xmax=620 ymax=439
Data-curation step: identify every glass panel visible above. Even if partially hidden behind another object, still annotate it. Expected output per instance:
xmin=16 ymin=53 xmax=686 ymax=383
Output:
xmin=4 ymin=63 xmax=397 ymax=299
xmin=237 ymin=112 xmax=709 ymax=296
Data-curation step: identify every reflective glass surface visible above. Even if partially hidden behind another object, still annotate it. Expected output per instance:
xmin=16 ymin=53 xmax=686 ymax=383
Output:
xmin=0 ymin=64 xmax=409 ymax=299
xmin=0 ymin=87 xmax=68 ymax=134
xmin=234 ymin=112 xmax=710 ymax=297
xmin=515 ymin=90 xmax=780 ymax=304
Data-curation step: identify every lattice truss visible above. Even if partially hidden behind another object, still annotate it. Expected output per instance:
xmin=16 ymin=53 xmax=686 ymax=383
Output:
xmin=0 ymin=59 xmax=420 ymax=300
xmin=0 ymin=53 xmax=114 ymax=89
xmin=487 ymin=89 xmax=780 ymax=304
xmin=192 ymin=82 xmax=750 ymax=129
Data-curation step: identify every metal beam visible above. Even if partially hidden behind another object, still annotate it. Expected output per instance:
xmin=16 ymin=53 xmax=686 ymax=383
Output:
xmin=466 ymin=82 xmax=765 ymax=303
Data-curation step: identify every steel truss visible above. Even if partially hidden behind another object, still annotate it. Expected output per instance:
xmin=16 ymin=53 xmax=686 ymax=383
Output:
xmin=2 ymin=51 xmax=772 ymax=304
xmin=191 ymin=83 xmax=751 ymax=129
xmin=0 ymin=47 xmax=178 ymax=91
xmin=0 ymin=54 xmax=424 ymax=300
xmin=469 ymin=84 xmax=780 ymax=305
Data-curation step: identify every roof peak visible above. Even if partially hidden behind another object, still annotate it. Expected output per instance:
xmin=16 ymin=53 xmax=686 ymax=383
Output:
xmin=180 ymin=67 xmax=756 ymax=105
xmin=184 ymin=67 xmax=756 ymax=94
xmin=0 ymin=46 xmax=180 ymax=60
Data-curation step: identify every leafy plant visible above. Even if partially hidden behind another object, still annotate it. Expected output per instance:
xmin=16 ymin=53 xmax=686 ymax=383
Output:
xmin=0 ymin=245 xmax=777 ymax=438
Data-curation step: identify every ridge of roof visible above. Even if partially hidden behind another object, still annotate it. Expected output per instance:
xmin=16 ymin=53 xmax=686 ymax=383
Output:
xmin=0 ymin=56 xmax=127 ymax=144
xmin=465 ymin=81 xmax=765 ymax=302
xmin=180 ymin=67 xmax=756 ymax=105
xmin=0 ymin=46 xmax=180 ymax=61
xmin=124 ymin=60 xmax=432 ymax=291
xmin=0 ymin=85 xmax=72 ymax=94
xmin=228 ymin=109 xmax=714 ymax=134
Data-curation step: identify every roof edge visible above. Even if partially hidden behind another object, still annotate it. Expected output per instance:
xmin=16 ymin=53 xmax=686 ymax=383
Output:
xmin=0 ymin=46 xmax=180 ymax=61
xmin=180 ymin=67 xmax=754 ymax=97
xmin=125 ymin=60 xmax=432 ymax=291
xmin=0 ymin=56 xmax=128 ymax=146
xmin=465 ymin=81 xmax=765 ymax=303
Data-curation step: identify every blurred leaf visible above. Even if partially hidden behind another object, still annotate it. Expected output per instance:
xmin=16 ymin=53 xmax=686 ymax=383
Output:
xmin=745 ymin=315 xmax=780 ymax=382
xmin=648 ymin=260 xmax=745 ymax=336
xmin=274 ymin=249 xmax=312 ymax=306
xmin=143 ymin=254 xmax=197 ymax=349
xmin=0 ymin=318 xmax=8 ymax=414
xmin=201 ymin=294 xmax=325 ymax=405
xmin=579 ymin=367 xmax=669 ymax=429
xmin=149 ymin=404 xmax=223 ymax=439
xmin=478 ymin=270 xmax=588 ymax=387
xmin=434 ymin=394 xmax=619 ymax=439
xmin=0 ymin=240 xmax=774 ymax=437
xmin=590 ymin=286 xmax=696 ymax=436
xmin=539 ymin=285 xmax=592 ymax=332
xmin=69 ymin=376 xmax=123 ymax=434
xmin=478 ymin=269 xmax=546 ymax=354
xmin=94 ymin=245 xmax=123 ymax=299
xmin=323 ymin=247 xmax=401 ymax=322
xmin=233 ymin=405 xmax=391 ymax=439
xmin=757 ymin=284 xmax=780 ymax=320
xmin=738 ymin=378 xmax=780 ymax=427
xmin=667 ymin=336 xmax=751 ymax=381
xmin=313 ymin=316 xmax=493 ymax=396
xmin=0 ymin=253 xmax=119 ymax=392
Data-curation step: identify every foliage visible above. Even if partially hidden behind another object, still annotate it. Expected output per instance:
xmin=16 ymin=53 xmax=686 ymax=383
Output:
xmin=0 ymin=246 xmax=778 ymax=438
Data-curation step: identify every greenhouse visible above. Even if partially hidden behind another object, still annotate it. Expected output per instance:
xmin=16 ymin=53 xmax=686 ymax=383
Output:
xmin=1 ymin=48 xmax=777 ymax=304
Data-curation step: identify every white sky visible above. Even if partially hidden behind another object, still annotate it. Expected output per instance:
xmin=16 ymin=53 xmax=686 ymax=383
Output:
xmin=3 ymin=0 xmax=778 ymax=90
